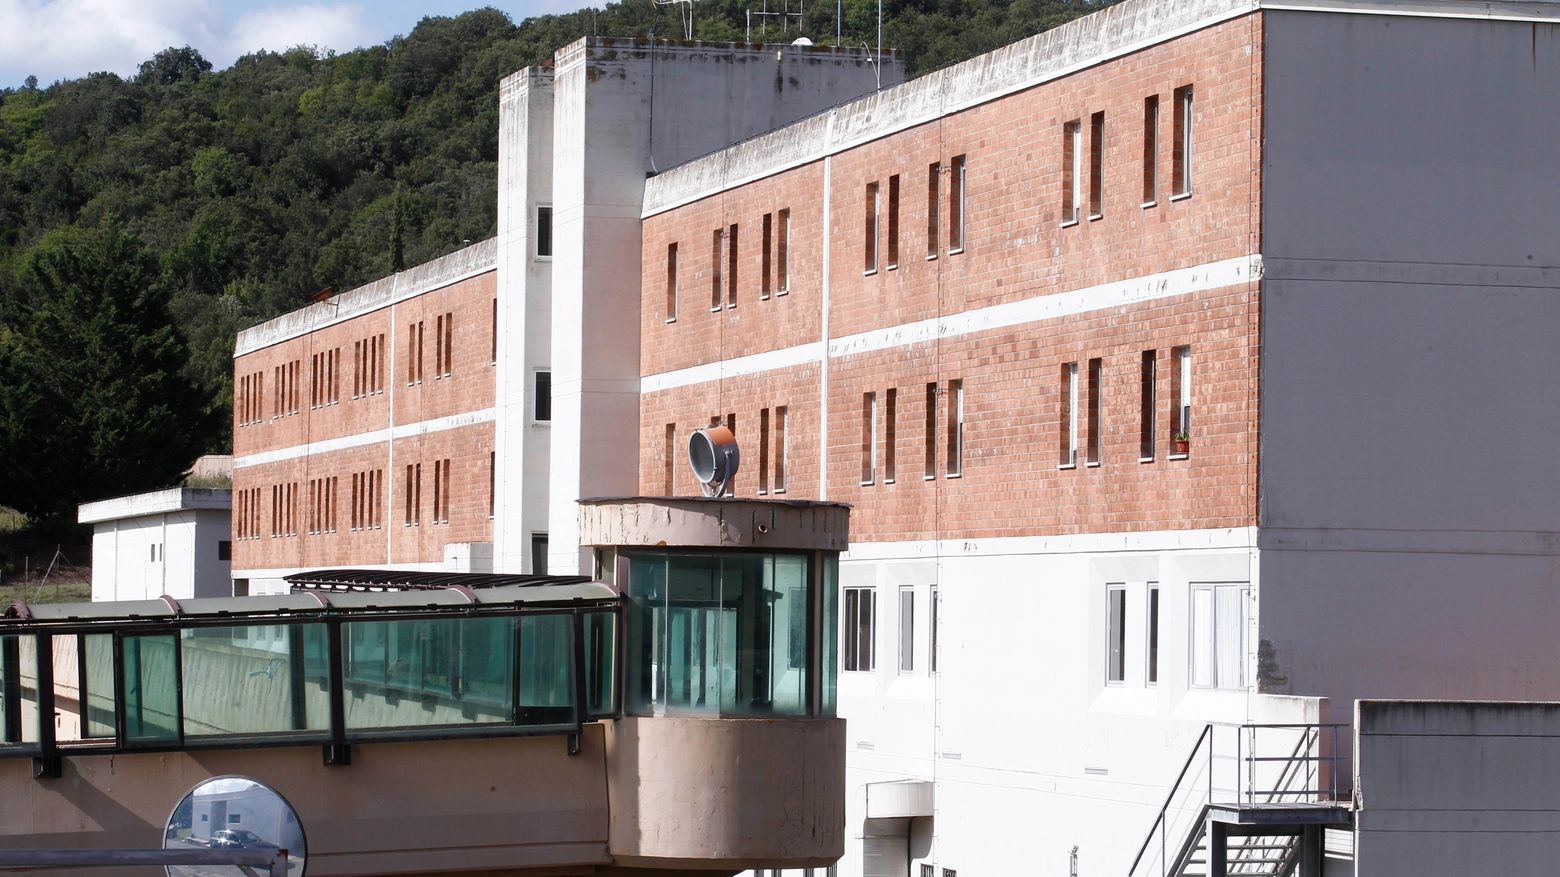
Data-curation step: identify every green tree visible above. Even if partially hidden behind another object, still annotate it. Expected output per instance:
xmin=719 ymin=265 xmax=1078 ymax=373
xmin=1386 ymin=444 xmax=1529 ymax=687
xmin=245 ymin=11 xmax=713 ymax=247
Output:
xmin=0 ymin=226 xmax=222 ymax=533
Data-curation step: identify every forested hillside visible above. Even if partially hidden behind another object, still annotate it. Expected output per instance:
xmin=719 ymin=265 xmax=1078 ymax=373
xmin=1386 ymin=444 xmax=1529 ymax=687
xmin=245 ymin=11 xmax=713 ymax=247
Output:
xmin=0 ymin=0 xmax=1099 ymax=531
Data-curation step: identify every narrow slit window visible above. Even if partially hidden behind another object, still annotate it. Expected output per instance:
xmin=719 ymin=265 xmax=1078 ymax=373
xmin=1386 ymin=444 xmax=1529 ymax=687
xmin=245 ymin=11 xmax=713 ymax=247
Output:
xmin=899 ymin=587 xmax=914 ymax=674
xmin=1088 ymin=114 xmax=1104 ymax=220
xmin=535 ymin=371 xmax=552 ymax=422
xmin=376 ymin=334 xmax=385 ymax=392
xmin=442 ymin=314 xmax=452 ymax=377
xmin=417 ymin=322 xmax=425 ymax=383
xmin=1062 ymin=120 xmax=1082 ymax=225
xmin=1142 ymin=94 xmax=1160 ymax=205
xmin=1171 ymin=345 xmax=1191 ymax=455
xmin=441 ymin=458 xmax=451 ymax=523
xmin=352 ymin=343 xmax=361 ymax=399
xmin=923 ymin=382 xmax=938 ymax=479
xmin=1060 ymin=362 xmax=1078 ymax=467
xmin=949 ymin=154 xmax=966 ymax=252
xmin=727 ymin=222 xmax=739 ymax=308
xmin=773 ymin=406 xmax=788 ymax=493
xmin=886 ymin=174 xmax=900 ymax=268
xmin=776 ymin=208 xmax=790 ymax=294
xmin=1107 ymin=585 xmax=1126 ymax=684
xmin=433 ymin=460 xmax=442 ymax=525
xmin=761 ymin=214 xmax=772 ymax=299
xmin=1172 ymin=85 xmax=1193 ymax=198
xmin=407 ymin=324 xmax=417 ymax=385
xmin=435 ymin=315 xmax=444 ymax=379
xmin=1086 ymin=358 xmax=1102 ymax=466
xmin=711 ymin=228 xmax=724 ymax=311
xmin=926 ymin=162 xmax=941 ymax=259
xmin=663 ymin=423 xmax=676 ymax=495
xmin=1140 ymin=350 xmax=1157 ymax=461
xmin=884 ymin=388 xmax=897 ymax=483
xmin=536 ymin=205 xmax=553 ymax=257
xmin=860 ymin=392 xmax=877 ymax=486
xmin=759 ymin=408 xmax=770 ymax=495
xmin=492 ymin=299 xmax=498 ymax=364
xmin=665 ymin=243 xmax=679 ymax=321
xmin=930 ymin=586 xmax=939 ymax=673
xmin=843 ymin=587 xmax=876 ymax=672
xmin=946 ymin=379 xmax=963 ymax=477
xmin=489 ymin=451 xmax=495 ymax=518
xmin=864 ymin=182 xmax=879 ymax=274
xmin=1148 ymin=584 xmax=1160 ymax=685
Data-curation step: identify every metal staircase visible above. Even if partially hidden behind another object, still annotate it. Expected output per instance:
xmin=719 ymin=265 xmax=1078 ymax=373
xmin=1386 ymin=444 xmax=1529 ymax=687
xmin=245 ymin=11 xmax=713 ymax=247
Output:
xmin=1128 ymin=724 xmax=1352 ymax=877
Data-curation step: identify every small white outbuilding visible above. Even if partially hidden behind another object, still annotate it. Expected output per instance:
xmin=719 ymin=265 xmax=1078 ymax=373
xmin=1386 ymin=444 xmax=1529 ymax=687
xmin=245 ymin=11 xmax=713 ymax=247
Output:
xmin=77 ymin=488 xmax=232 ymax=602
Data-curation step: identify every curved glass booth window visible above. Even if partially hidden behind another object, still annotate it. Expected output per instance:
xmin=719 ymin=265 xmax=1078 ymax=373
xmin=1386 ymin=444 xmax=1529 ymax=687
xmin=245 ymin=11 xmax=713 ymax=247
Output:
xmin=625 ymin=551 xmax=834 ymax=717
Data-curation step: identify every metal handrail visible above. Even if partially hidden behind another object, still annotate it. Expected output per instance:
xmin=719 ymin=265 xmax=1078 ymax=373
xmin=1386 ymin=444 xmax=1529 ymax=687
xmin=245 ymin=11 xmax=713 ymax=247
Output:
xmin=1127 ymin=724 xmax=1213 ymax=876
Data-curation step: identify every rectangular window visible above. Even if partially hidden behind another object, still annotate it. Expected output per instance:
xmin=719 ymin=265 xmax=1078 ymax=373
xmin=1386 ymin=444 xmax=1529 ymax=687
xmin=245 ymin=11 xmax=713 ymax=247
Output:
xmin=923 ymin=382 xmax=937 ymax=479
xmin=1171 ymin=345 xmax=1191 ymax=456
xmin=664 ymin=423 xmax=676 ymax=495
xmin=899 ymin=587 xmax=914 ymax=674
xmin=886 ymin=174 xmax=900 ymax=268
xmin=759 ymin=408 xmax=770 ymax=495
xmin=531 ymin=534 xmax=548 ymax=575
xmin=352 ymin=343 xmax=361 ymax=399
xmin=665 ymin=243 xmax=679 ymax=321
xmin=1191 ymin=584 xmax=1247 ymax=690
xmin=1148 ymin=584 xmax=1160 ymax=685
xmin=883 ymin=388 xmax=897 ymax=483
xmin=1084 ymin=115 xmax=1104 ymax=223
xmin=860 ymin=392 xmax=877 ymax=485
xmin=949 ymin=154 xmax=966 ymax=252
xmin=435 ymin=314 xmax=444 ymax=379
xmin=773 ymin=406 xmax=788 ymax=493
xmin=711 ymin=228 xmax=724 ymax=311
xmin=863 ymin=182 xmax=879 ymax=274
xmin=1107 ymin=585 xmax=1126 ymax=684
xmin=761 ymin=214 xmax=772 ymax=299
xmin=727 ymin=223 xmax=739 ymax=308
xmin=1143 ymin=94 xmax=1160 ymax=205
xmin=492 ymin=299 xmax=498 ymax=364
xmin=489 ymin=451 xmax=496 ymax=518
xmin=1140 ymin=350 xmax=1157 ymax=461
xmin=1060 ymin=362 xmax=1078 ymax=467
xmin=926 ymin=162 xmax=941 ymax=259
xmin=1172 ymin=86 xmax=1193 ymax=198
xmin=440 ymin=459 xmax=451 ymax=523
xmin=929 ymin=586 xmax=939 ymax=673
xmin=843 ymin=587 xmax=875 ymax=672
xmin=1062 ymin=120 xmax=1082 ymax=225
xmin=441 ymin=314 xmax=452 ymax=377
xmin=433 ymin=460 xmax=442 ymax=525
xmin=535 ymin=371 xmax=552 ymax=422
xmin=537 ymin=205 xmax=553 ymax=257
xmin=1086 ymin=358 xmax=1102 ymax=466
xmin=946 ymin=379 xmax=963 ymax=477
xmin=775 ymin=208 xmax=790 ymax=294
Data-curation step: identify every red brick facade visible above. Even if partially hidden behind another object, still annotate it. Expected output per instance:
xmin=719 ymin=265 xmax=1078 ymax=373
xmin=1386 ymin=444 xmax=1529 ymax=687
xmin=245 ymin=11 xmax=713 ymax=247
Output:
xmin=640 ymin=15 xmax=1264 ymax=543
xmin=232 ymin=270 xmax=499 ymax=571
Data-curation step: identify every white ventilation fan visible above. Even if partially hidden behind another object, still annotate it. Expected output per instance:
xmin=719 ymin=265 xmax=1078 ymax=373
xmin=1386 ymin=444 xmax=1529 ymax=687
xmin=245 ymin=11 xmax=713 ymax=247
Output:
xmin=688 ymin=426 xmax=740 ymax=497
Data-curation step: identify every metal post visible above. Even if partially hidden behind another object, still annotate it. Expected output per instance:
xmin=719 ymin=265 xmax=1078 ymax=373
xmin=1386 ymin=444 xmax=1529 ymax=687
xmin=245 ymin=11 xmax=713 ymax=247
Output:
xmin=1206 ymin=820 xmax=1227 ymax=877
xmin=1301 ymin=824 xmax=1322 ymax=877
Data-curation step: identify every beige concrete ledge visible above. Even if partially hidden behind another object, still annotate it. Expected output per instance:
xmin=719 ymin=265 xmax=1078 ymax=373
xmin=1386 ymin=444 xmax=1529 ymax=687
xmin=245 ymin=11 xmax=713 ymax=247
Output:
xmin=578 ymin=497 xmax=849 ymax=552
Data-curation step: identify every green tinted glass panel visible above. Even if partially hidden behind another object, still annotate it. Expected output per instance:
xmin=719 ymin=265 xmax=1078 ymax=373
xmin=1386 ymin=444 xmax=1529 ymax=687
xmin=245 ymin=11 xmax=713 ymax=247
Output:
xmin=625 ymin=553 xmax=666 ymax=714
xmin=1 ymin=634 xmax=40 ymax=746
xmin=83 ymin=634 xmax=115 ymax=738
xmin=180 ymin=624 xmax=330 ymax=739
xmin=343 ymin=617 xmax=514 ymax=731
xmin=123 ymin=634 xmax=179 ymax=743
xmin=821 ymin=554 xmax=839 ymax=717
xmin=583 ymin=611 xmax=617 ymax=716
xmin=665 ymin=554 xmax=722 ymax=715
xmin=517 ymin=614 xmax=574 ymax=726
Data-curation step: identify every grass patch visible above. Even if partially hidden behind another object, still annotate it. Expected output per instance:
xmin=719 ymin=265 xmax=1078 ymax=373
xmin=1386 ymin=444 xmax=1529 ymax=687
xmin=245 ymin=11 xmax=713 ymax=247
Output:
xmin=0 ymin=580 xmax=92 ymax=605
xmin=0 ymin=507 xmax=27 ymax=534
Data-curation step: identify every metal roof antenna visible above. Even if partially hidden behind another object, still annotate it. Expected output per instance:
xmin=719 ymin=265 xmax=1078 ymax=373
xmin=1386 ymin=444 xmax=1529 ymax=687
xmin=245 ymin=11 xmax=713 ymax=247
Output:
xmin=688 ymin=425 xmax=740 ymax=497
xmin=652 ymin=0 xmax=694 ymax=40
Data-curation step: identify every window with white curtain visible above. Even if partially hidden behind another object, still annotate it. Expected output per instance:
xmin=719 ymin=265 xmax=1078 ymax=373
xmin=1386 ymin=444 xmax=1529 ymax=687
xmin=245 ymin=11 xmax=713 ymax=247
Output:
xmin=1190 ymin=583 xmax=1248 ymax=690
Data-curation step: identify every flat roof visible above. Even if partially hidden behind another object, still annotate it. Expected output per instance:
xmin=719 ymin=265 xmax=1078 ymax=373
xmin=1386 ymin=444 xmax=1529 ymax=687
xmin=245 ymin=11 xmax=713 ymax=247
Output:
xmin=78 ymin=488 xmax=232 ymax=524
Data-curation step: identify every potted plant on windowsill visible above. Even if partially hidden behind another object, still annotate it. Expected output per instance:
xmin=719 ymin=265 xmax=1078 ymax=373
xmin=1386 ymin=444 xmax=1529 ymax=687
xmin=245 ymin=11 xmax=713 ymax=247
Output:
xmin=1173 ymin=432 xmax=1190 ymax=455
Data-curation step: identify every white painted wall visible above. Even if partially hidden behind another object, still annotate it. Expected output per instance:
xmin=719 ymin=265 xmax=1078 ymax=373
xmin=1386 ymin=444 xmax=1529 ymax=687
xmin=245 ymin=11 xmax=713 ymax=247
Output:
xmin=90 ymin=509 xmax=231 ymax=601
xmin=544 ymin=40 xmax=901 ymax=575
xmin=1257 ymin=10 xmax=1560 ymax=719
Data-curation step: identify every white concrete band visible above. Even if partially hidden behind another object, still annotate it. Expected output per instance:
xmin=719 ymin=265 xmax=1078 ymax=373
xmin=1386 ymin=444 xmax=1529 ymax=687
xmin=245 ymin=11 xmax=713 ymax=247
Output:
xmin=233 ymin=408 xmax=497 ymax=468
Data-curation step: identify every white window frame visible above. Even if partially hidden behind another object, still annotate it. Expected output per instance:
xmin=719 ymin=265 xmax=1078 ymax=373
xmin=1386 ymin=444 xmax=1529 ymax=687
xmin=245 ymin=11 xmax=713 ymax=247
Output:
xmin=899 ymin=586 xmax=915 ymax=675
xmin=1190 ymin=583 xmax=1248 ymax=690
xmin=1106 ymin=584 xmax=1126 ymax=685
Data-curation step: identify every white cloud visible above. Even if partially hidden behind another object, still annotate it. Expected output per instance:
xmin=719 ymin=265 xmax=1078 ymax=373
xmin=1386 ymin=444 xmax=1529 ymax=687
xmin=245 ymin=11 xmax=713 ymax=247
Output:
xmin=223 ymin=4 xmax=373 ymax=60
xmin=0 ymin=0 xmax=374 ymax=86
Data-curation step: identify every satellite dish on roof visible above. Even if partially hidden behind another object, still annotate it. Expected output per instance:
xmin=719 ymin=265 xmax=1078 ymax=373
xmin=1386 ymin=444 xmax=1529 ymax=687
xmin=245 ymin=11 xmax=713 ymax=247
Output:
xmin=688 ymin=426 xmax=740 ymax=497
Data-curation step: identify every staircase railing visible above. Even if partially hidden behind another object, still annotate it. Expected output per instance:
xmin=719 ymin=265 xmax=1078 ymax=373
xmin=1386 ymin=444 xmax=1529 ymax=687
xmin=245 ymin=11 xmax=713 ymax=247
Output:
xmin=1127 ymin=724 xmax=1349 ymax=877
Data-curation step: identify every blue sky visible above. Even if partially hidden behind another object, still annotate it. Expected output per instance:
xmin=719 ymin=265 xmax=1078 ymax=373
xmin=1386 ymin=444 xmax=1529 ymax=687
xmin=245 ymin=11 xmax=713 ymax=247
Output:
xmin=0 ymin=0 xmax=579 ymax=89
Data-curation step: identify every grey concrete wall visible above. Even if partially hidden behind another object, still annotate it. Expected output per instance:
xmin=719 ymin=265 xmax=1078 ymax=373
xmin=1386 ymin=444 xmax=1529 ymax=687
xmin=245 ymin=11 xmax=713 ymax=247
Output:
xmin=1355 ymin=700 xmax=1560 ymax=876
xmin=1256 ymin=11 xmax=1560 ymax=714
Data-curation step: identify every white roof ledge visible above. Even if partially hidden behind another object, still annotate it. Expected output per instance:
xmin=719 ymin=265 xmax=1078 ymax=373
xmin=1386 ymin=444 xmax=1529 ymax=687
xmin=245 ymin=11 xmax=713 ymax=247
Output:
xmin=78 ymin=488 xmax=233 ymax=524
xmin=866 ymin=780 xmax=935 ymax=819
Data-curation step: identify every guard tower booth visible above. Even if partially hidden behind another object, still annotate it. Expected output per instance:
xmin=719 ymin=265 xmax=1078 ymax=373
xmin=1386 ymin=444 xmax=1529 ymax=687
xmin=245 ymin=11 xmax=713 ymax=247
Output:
xmin=580 ymin=495 xmax=850 ymax=873
xmin=0 ymin=495 xmax=846 ymax=877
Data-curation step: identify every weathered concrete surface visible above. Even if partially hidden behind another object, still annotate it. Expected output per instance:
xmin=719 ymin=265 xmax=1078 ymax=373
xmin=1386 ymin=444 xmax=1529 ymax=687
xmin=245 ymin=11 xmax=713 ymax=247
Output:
xmin=604 ymin=716 xmax=846 ymax=870
xmin=578 ymin=497 xmax=849 ymax=551
xmin=1355 ymin=700 xmax=1560 ymax=877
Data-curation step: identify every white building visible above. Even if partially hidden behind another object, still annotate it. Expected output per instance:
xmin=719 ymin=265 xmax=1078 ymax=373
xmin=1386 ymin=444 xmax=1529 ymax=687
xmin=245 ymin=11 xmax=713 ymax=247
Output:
xmin=79 ymin=488 xmax=233 ymax=601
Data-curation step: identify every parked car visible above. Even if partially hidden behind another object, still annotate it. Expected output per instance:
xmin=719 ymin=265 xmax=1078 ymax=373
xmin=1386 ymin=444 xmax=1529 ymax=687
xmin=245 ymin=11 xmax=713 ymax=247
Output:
xmin=209 ymin=829 xmax=277 ymax=850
